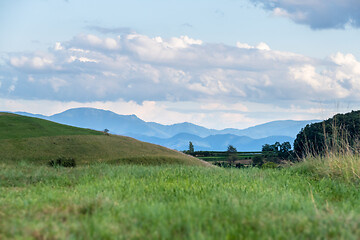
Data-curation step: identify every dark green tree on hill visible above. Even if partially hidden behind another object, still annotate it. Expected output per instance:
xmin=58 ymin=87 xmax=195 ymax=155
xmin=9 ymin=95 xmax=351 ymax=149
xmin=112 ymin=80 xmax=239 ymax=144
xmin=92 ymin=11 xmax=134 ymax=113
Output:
xmin=294 ymin=110 xmax=360 ymax=158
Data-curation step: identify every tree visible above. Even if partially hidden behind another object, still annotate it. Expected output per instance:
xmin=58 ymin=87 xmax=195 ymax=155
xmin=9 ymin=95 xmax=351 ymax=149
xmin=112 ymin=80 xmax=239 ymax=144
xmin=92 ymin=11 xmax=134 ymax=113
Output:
xmin=226 ymin=145 xmax=237 ymax=166
xmin=104 ymin=128 xmax=110 ymax=136
xmin=262 ymin=144 xmax=274 ymax=152
xmin=252 ymin=155 xmax=264 ymax=167
xmin=227 ymin=145 xmax=237 ymax=153
xmin=280 ymin=142 xmax=291 ymax=152
xmin=262 ymin=141 xmax=293 ymax=161
xmin=274 ymin=142 xmax=281 ymax=152
xmin=294 ymin=110 xmax=360 ymax=157
xmin=279 ymin=141 xmax=292 ymax=159
xmin=188 ymin=141 xmax=194 ymax=154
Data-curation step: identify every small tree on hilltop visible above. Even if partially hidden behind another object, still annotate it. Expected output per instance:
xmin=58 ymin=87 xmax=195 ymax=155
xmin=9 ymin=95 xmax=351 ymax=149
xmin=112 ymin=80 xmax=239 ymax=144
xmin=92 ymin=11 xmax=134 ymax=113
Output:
xmin=104 ymin=129 xmax=110 ymax=136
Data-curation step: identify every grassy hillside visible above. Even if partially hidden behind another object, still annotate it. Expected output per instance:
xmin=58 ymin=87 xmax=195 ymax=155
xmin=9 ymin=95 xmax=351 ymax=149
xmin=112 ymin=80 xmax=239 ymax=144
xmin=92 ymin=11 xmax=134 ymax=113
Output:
xmin=0 ymin=113 xmax=208 ymax=166
xmin=0 ymin=112 xmax=102 ymax=139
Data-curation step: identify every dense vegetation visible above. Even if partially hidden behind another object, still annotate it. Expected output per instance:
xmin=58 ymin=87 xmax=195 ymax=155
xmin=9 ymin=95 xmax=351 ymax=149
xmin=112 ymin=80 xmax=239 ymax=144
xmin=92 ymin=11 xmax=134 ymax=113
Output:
xmin=294 ymin=110 xmax=360 ymax=157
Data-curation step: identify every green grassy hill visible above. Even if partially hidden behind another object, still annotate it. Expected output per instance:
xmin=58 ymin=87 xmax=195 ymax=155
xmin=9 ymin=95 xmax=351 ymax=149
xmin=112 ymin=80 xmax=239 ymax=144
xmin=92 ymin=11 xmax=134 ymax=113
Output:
xmin=0 ymin=113 xmax=208 ymax=166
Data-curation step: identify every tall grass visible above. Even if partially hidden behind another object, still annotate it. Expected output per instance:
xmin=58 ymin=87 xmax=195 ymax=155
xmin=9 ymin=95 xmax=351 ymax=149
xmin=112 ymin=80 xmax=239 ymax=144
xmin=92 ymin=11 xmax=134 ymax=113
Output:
xmin=295 ymin=120 xmax=360 ymax=184
xmin=294 ymin=153 xmax=360 ymax=184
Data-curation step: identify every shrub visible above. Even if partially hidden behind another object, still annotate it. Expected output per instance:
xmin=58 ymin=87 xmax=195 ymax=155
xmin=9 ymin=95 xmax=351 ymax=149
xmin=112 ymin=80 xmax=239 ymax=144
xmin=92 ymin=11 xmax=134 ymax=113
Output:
xmin=252 ymin=155 xmax=264 ymax=166
xmin=48 ymin=157 xmax=76 ymax=168
xmin=235 ymin=163 xmax=245 ymax=168
xmin=262 ymin=162 xmax=278 ymax=169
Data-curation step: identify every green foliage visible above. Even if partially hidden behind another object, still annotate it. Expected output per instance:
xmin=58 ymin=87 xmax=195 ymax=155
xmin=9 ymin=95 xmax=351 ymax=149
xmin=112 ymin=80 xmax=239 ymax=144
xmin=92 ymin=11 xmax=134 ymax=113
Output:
xmin=48 ymin=157 xmax=76 ymax=168
xmin=262 ymin=141 xmax=293 ymax=161
xmin=294 ymin=110 xmax=360 ymax=157
xmin=227 ymin=145 xmax=237 ymax=153
xmin=1 ymin=163 xmax=360 ymax=239
xmin=262 ymin=162 xmax=278 ymax=169
xmin=252 ymin=155 xmax=264 ymax=166
xmin=235 ymin=163 xmax=245 ymax=168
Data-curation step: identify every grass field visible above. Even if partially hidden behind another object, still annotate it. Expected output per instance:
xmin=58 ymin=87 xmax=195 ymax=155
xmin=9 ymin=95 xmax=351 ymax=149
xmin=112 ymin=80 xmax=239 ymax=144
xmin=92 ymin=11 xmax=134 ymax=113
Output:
xmin=1 ymin=162 xmax=360 ymax=239
xmin=2 ymin=112 xmax=360 ymax=239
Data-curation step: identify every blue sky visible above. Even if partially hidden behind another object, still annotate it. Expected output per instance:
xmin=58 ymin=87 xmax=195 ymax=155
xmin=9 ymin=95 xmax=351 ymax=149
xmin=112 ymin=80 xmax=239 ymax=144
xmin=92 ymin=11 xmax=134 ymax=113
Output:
xmin=1 ymin=0 xmax=360 ymax=129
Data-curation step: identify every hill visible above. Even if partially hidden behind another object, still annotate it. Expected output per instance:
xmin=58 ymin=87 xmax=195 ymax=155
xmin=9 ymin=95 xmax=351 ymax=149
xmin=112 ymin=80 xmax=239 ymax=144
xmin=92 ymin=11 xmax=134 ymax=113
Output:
xmin=0 ymin=113 xmax=208 ymax=166
xmin=0 ymin=112 xmax=101 ymax=139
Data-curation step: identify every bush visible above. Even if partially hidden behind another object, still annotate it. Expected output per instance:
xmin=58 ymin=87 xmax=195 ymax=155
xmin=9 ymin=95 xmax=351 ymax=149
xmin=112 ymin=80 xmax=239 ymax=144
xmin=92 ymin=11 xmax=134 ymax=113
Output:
xmin=235 ymin=163 xmax=245 ymax=168
xmin=252 ymin=155 xmax=264 ymax=166
xmin=213 ymin=161 xmax=233 ymax=168
xmin=262 ymin=162 xmax=278 ymax=169
xmin=48 ymin=157 xmax=76 ymax=168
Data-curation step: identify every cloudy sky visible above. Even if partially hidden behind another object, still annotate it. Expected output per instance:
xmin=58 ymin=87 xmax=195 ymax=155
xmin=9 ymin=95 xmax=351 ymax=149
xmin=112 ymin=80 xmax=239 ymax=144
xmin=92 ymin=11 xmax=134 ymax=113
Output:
xmin=1 ymin=0 xmax=360 ymax=129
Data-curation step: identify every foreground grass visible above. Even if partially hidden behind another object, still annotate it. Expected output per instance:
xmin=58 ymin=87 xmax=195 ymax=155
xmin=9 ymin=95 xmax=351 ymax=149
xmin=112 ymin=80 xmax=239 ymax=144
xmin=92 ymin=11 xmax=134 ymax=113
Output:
xmin=1 ymin=163 xmax=360 ymax=239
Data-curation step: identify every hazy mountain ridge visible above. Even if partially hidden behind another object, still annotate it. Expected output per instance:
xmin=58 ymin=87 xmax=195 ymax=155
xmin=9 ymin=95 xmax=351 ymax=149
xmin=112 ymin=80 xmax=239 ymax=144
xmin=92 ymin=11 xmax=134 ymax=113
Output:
xmin=15 ymin=108 xmax=319 ymax=151
xmin=134 ymin=133 xmax=294 ymax=151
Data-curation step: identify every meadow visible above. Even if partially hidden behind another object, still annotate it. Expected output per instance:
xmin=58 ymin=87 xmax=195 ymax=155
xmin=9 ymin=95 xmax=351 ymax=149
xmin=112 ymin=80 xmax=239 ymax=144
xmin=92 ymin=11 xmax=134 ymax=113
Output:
xmin=2 ymin=112 xmax=360 ymax=239
xmin=1 ymin=161 xmax=360 ymax=239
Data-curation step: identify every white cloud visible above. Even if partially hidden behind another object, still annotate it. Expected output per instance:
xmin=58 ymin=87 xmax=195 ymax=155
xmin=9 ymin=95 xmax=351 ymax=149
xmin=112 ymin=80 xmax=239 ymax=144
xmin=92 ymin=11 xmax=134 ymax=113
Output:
xmin=8 ymin=85 xmax=15 ymax=93
xmin=10 ymin=54 xmax=56 ymax=71
xmin=68 ymin=56 xmax=98 ymax=63
xmin=237 ymin=42 xmax=271 ymax=51
xmin=54 ymin=42 xmax=63 ymax=51
xmin=45 ymin=77 xmax=68 ymax=92
xmin=28 ymin=75 xmax=34 ymax=82
xmin=3 ymin=32 xmax=360 ymax=127
xmin=70 ymin=34 xmax=121 ymax=50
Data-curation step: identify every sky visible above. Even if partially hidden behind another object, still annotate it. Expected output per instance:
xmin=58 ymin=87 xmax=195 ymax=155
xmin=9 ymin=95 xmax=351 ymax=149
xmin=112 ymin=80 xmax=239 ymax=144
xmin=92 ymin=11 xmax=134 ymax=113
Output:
xmin=1 ymin=0 xmax=360 ymax=129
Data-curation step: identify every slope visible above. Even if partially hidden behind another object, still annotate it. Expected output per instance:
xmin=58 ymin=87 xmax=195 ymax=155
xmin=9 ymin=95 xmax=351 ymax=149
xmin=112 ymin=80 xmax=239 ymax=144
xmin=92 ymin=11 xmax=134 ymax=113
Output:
xmin=0 ymin=113 xmax=208 ymax=166
xmin=0 ymin=112 xmax=101 ymax=139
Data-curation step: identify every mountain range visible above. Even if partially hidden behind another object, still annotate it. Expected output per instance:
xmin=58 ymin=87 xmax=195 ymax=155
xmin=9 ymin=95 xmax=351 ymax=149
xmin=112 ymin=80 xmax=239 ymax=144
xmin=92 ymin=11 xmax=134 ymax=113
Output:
xmin=16 ymin=108 xmax=320 ymax=151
